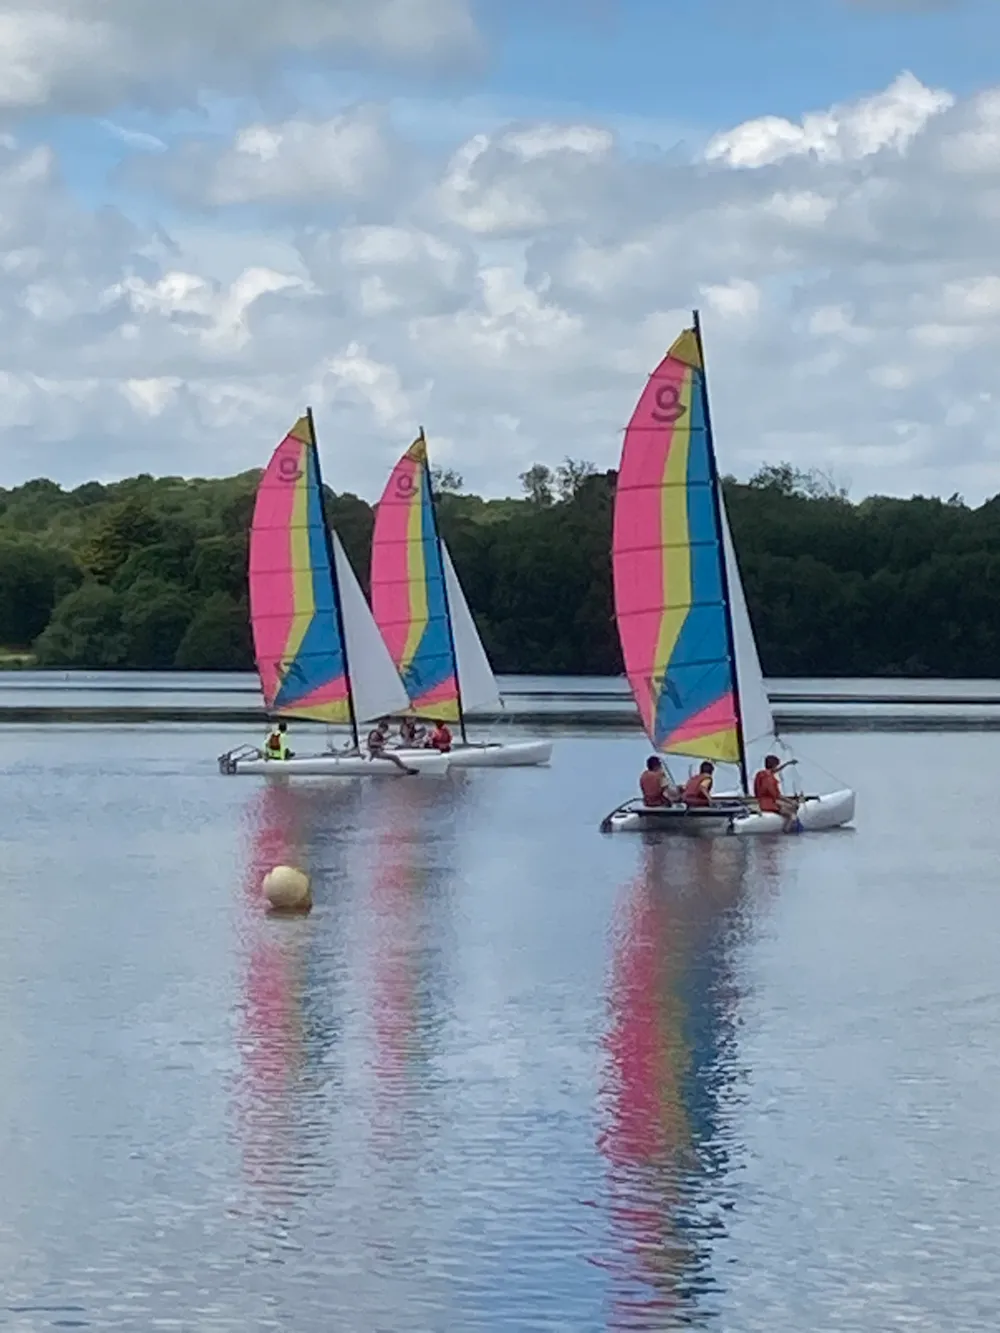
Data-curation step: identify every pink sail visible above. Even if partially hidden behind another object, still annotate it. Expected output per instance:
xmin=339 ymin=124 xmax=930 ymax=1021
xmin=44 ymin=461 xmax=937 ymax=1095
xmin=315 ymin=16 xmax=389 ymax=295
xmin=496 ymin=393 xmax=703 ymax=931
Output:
xmin=612 ymin=326 xmax=740 ymax=764
xmin=369 ymin=434 xmax=459 ymax=720
xmin=248 ymin=415 xmax=350 ymax=723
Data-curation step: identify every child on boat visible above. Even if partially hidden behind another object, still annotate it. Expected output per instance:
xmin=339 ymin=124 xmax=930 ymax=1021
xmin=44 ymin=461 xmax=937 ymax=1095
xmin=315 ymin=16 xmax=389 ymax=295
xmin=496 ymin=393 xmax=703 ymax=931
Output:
xmin=753 ymin=755 xmax=800 ymax=832
xmin=398 ymin=717 xmax=424 ymax=747
xmin=681 ymin=761 xmax=714 ymax=806
xmin=263 ymin=720 xmax=293 ymax=761
xmin=368 ymin=718 xmax=419 ymax=774
xmin=427 ymin=720 xmax=452 ymax=753
xmin=639 ymin=756 xmax=679 ymax=806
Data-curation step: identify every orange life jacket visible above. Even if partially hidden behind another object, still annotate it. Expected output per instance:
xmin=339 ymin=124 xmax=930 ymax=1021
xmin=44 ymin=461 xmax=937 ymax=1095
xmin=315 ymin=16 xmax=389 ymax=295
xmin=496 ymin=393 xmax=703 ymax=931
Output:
xmin=681 ymin=773 xmax=711 ymax=806
xmin=640 ymin=769 xmax=668 ymax=806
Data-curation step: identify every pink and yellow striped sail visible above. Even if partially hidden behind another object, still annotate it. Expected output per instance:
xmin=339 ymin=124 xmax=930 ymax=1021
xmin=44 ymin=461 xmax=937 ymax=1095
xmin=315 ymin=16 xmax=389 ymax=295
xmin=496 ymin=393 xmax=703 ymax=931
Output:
xmin=612 ymin=327 xmax=740 ymax=763
xmin=248 ymin=414 xmax=350 ymax=722
xmin=370 ymin=434 xmax=459 ymax=721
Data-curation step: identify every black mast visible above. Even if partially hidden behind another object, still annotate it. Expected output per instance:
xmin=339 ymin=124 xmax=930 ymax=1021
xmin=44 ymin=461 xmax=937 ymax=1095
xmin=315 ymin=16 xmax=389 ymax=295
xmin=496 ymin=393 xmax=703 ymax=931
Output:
xmin=421 ymin=426 xmax=468 ymax=743
xmin=692 ymin=311 xmax=750 ymax=796
xmin=307 ymin=405 xmax=360 ymax=751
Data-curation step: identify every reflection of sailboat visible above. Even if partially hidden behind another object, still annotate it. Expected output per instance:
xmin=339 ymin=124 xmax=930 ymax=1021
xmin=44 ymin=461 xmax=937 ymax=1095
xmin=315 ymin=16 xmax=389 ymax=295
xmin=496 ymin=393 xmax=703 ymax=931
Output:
xmin=233 ymin=778 xmax=361 ymax=1204
xmin=366 ymin=781 xmax=455 ymax=1158
xmin=219 ymin=410 xmax=449 ymax=778
xmin=234 ymin=781 xmax=308 ymax=1199
xmin=597 ymin=838 xmax=748 ymax=1326
xmin=369 ymin=429 xmax=552 ymax=768
xmin=602 ymin=314 xmax=854 ymax=834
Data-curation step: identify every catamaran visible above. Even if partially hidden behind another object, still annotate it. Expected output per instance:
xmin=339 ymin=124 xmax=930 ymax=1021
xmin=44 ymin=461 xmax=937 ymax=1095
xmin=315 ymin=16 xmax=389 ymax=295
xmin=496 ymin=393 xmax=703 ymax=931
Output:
xmin=218 ymin=412 xmax=449 ymax=778
xmin=600 ymin=314 xmax=855 ymax=835
xmin=369 ymin=430 xmax=553 ymax=769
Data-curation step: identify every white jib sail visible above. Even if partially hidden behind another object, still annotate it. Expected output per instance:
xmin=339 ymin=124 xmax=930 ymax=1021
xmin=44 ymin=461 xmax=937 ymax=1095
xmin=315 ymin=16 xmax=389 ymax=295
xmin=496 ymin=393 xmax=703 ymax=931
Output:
xmin=441 ymin=541 xmax=503 ymax=716
xmin=718 ymin=485 xmax=776 ymax=777
xmin=332 ymin=531 xmax=412 ymax=723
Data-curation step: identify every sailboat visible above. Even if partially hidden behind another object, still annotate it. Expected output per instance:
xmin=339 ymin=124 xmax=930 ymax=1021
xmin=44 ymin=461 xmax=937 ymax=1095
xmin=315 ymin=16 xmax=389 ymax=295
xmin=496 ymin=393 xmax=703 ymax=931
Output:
xmin=600 ymin=314 xmax=855 ymax=834
xmin=218 ymin=411 xmax=449 ymax=777
xmin=369 ymin=429 xmax=553 ymax=768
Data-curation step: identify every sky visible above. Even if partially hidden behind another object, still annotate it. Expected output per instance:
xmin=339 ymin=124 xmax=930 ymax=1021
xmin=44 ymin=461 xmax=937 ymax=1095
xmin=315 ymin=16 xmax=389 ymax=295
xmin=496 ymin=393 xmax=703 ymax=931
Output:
xmin=0 ymin=0 xmax=998 ymax=502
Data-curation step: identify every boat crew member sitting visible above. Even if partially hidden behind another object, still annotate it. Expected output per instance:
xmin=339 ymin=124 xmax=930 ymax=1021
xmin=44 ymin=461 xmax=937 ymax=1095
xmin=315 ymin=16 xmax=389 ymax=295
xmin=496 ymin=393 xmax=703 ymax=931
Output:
xmin=368 ymin=718 xmax=418 ymax=774
xmin=263 ymin=720 xmax=293 ymax=761
xmin=367 ymin=718 xmax=391 ymax=755
xmin=399 ymin=716 xmax=423 ymax=747
xmin=753 ymin=754 xmax=800 ymax=832
xmin=639 ymin=756 xmax=678 ymax=807
xmin=681 ymin=761 xmax=714 ymax=806
xmin=427 ymin=720 xmax=452 ymax=753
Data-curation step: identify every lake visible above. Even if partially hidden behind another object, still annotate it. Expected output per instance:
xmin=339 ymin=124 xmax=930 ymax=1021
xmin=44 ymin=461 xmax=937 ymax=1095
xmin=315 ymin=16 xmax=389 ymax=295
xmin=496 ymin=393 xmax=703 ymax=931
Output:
xmin=1 ymin=691 xmax=999 ymax=1330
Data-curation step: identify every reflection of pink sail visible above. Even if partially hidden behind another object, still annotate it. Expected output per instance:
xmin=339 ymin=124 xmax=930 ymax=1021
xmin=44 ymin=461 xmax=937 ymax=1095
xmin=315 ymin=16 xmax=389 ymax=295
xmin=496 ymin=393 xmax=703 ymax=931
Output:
xmin=597 ymin=841 xmax=745 ymax=1326
xmin=367 ymin=788 xmax=428 ymax=1156
xmin=235 ymin=783 xmax=306 ymax=1196
xmin=598 ymin=859 xmax=694 ymax=1327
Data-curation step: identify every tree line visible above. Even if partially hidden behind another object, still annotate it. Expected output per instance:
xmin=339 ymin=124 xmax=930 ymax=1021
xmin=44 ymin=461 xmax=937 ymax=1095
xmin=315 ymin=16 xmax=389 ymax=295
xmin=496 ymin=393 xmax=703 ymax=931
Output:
xmin=0 ymin=461 xmax=998 ymax=678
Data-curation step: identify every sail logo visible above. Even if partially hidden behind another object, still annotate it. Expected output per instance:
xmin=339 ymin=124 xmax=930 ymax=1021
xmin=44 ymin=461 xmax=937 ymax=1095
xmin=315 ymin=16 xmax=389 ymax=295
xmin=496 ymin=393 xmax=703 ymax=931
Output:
xmin=278 ymin=454 xmax=303 ymax=483
xmin=651 ymin=383 xmax=688 ymax=424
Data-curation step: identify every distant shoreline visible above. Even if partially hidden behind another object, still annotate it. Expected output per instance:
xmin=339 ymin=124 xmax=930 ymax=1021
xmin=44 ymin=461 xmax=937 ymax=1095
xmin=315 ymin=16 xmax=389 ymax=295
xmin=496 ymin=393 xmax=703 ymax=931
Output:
xmin=3 ymin=671 xmax=1000 ymax=729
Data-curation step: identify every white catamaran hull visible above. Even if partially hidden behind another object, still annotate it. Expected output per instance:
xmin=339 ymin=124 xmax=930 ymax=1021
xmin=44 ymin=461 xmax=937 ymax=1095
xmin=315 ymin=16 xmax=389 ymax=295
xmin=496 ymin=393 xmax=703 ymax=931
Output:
xmin=603 ymin=788 xmax=855 ymax=835
xmin=221 ymin=748 xmax=450 ymax=777
xmin=732 ymin=788 xmax=855 ymax=835
xmin=442 ymin=740 xmax=553 ymax=769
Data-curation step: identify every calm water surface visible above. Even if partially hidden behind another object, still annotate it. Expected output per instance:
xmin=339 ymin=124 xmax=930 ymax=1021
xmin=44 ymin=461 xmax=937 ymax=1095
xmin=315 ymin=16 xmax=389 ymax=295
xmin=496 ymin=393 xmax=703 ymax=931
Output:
xmin=1 ymin=725 xmax=999 ymax=1330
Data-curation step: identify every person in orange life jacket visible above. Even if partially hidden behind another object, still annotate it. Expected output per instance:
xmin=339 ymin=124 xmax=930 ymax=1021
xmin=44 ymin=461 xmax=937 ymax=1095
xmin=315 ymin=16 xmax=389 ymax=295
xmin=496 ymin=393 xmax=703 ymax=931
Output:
xmin=681 ymin=760 xmax=714 ymax=806
xmin=427 ymin=720 xmax=452 ymax=753
xmin=639 ymin=756 xmax=680 ymax=807
xmin=263 ymin=720 xmax=293 ymax=760
xmin=753 ymin=754 xmax=800 ymax=832
xmin=367 ymin=718 xmax=418 ymax=774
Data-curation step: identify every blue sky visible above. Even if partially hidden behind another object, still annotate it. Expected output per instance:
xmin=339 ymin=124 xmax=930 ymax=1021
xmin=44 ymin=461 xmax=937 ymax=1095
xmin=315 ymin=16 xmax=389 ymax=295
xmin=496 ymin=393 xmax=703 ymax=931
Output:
xmin=474 ymin=0 xmax=995 ymax=127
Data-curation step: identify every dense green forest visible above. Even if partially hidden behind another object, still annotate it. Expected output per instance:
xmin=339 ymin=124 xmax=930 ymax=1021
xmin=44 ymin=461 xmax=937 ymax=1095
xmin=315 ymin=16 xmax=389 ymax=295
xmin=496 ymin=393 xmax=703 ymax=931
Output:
xmin=0 ymin=459 xmax=998 ymax=677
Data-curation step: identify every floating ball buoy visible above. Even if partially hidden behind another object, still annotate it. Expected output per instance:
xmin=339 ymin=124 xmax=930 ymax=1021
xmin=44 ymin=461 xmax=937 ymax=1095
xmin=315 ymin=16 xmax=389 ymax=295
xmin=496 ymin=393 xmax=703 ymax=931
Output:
xmin=263 ymin=865 xmax=312 ymax=914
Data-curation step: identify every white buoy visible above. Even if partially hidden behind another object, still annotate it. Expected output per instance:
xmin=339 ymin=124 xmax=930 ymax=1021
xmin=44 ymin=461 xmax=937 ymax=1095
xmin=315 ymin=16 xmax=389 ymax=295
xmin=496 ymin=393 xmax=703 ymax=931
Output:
xmin=263 ymin=865 xmax=312 ymax=914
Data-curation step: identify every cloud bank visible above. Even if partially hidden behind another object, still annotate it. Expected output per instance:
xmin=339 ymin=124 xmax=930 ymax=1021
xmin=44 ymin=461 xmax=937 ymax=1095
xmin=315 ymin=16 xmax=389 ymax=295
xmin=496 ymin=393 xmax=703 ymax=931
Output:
xmin=0 ymin=0 xmax=481 ymax=112
xmin=0 ymin=55 xmax=998 ymax=502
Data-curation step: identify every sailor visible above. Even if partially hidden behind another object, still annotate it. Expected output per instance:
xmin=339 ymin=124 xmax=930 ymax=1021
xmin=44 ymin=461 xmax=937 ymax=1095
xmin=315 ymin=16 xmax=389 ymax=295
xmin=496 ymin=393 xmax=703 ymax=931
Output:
xmin=753 ymin=754 xmax=800 ymax=832
xmin=368 ymin=718 xmax=418 ymax=774
xmin=681 ymin=761 xmax=714 ymax=806
xmin=367 ymin=718 xmax=391 ymax=756
xmin=639 ymin=756 xmax=675 ymax=807
xmin=263 ymin=720 xmax=292 ymax=761
xmin=427 ymin=719 xmax=452 ymax=753
xmin=399 ymin=716 xmax=423 ymax=747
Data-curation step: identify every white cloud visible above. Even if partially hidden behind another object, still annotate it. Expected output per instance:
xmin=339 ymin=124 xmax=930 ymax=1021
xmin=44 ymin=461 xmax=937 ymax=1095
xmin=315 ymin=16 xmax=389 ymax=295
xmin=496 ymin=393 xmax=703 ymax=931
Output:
xmin=201 ymin=107 xmax=398 ymax=207
xmin=0 ymin=0 xmax=481 ymax=113
xmin=302 ymin=224 xmax=476 ymax=317
xmin=704 ymin=279 xmax=761 ymax=320
xmin=432 ymin=123 xmax=618 ymax=234
xmin=127 ymin=104 xmax=414 ymax=219
xmin=100 ymin=120 xmax=166 ymax=153
xmin=4 ymin=73 xmax=1000 ymax=503
xmin=705 ymin=72 xmax=954 ymax=167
